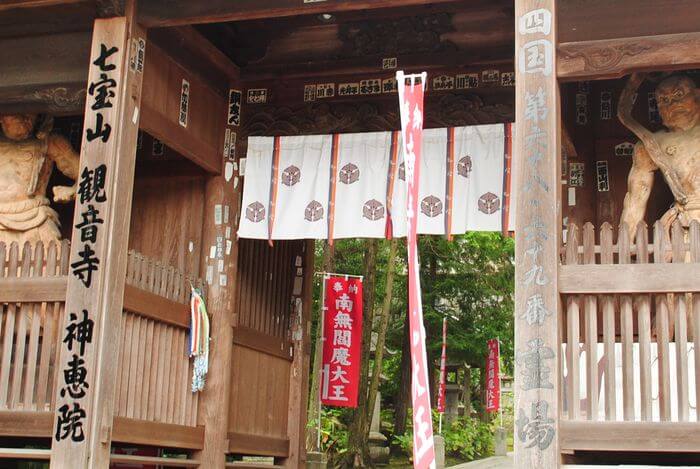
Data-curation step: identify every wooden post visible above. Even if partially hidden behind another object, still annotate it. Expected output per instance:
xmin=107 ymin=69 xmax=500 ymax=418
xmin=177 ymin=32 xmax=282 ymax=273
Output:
xmin=194 ymin=88 xmax=241 ymax=467
xmin=514 ymin=2 xmax=561 ymax=467
xmin=50 ymin=6 xmax=145 ymax=468
xmin=283 ymin=239 xmax=315 ymax=468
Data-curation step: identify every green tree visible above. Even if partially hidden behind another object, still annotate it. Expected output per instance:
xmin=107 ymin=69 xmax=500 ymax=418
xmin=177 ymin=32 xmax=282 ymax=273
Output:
xmin=308 ymin=232 xmax=514 ymax=466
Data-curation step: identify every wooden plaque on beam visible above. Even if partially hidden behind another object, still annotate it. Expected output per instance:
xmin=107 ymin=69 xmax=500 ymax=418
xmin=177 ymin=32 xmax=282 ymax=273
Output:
xmin=140 ymin=40 xmax=228 ymax=174
xmin=514 ymin=2 xmax=561 ymax=468
xmin=51 ymin=15 xmax=145 ymax=468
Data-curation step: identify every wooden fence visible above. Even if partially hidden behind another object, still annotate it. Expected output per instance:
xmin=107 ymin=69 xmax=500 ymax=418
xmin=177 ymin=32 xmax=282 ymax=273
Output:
xmin=0 ymin=241 xmax=69 ymax=412
xmin=116 ymin=250 xmax=202 ymax=426
xmin=560 ymin=220 xmax=700 ymax=423
xmin=0 ymin=242 xmax=202 ymax=430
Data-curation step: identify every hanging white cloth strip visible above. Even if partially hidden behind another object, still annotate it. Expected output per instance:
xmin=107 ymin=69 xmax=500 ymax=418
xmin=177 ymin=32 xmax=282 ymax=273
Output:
xmin=189 ymin=287 xmax=210 ymax=393
xmin=238 ymin=124 xmax=512 ymax=240
xmin=272 ymin=135 xmax=332 ymax=240
xmin=238 ymin=136 xmax=274 ymax=240
xmin=451 ymin=124 xmax=506 ymax=233
xmin=332 ymin=131 xmax=392 ymax=239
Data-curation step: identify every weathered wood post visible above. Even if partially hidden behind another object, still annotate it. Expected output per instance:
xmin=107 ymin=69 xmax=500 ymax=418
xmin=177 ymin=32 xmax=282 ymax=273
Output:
xmin=50 ymin=3 xmax=145 ymax=467
xmin=194 ymin=85 xmax=243 ymax=467
xmin=283 ymin=239 xmax=315 ymax=468
xmin=514 ymin=1 xmax=561 ymax=467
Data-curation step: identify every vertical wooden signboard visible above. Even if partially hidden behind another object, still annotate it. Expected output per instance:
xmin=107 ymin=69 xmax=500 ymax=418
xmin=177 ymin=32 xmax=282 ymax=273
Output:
xmin=51 ymin=15 xmax=144 ymax=468
xmin=514 ymin=1 xmax=560 ymax=468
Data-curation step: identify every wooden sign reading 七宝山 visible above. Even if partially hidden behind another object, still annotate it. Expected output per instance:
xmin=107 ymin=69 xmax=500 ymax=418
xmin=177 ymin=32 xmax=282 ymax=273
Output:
xmin=51 ymin=15 xmax=145 ymax=469
xmin=514 ymin=2 xmax=560 ymax=468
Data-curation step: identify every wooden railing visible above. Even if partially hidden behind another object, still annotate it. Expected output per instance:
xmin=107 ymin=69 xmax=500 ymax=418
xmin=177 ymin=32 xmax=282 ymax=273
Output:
xmin=116 ymin=250 xmax=202 ymax=427
xmin=0 ymin=241 xmax=69 ymax=412
xmin=559 ymin=220 xmax=700 ymax=452
xmin=0 ymin=242 xmax=204 ymax=446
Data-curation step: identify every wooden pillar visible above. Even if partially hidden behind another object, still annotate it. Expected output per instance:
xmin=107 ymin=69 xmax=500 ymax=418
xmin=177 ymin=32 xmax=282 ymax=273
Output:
xmin=50 ymin=6 xmax=145 ymax=468
xmin=194 ymin=89 xmax=241 ymax=467
xmin=283 ymin=239 xmax=315 ymax=468
xmin=514 ymin=1 xmax=561 ymax=468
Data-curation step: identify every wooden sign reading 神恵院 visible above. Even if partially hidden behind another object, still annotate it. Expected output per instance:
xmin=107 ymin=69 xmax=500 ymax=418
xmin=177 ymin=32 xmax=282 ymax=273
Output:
xmin=514 ymin=2 xmax=560 ymax=468
xmin=51 ymin=15 xmax=145 ymax=468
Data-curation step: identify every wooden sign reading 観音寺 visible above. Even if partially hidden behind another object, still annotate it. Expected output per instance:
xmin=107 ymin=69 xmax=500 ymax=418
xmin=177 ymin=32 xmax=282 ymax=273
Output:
xmin=51 ymin=15 xmax=145 ymax=469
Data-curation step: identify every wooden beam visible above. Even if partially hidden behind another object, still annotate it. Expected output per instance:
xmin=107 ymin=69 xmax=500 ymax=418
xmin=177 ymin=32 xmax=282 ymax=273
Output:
xmin=228 ymin=432 xmax=290 ymax=458
xmin=0 ymin=0 xmax=86 ymax=11
xmin=0 ymin=31 xmax=91 ymax=115
xmin=0 ymin=83 xmax=86 ymax=116
xmin=122 ymin=284 xmax=189 ymax=328
xmin=140 ymin=40 xmax=226 ymax=174
xmin=149 ymin=26 xmax=240 ymax=89
xmin=0 ymin=31 xmax=90 ymax=88
xmin=111 ymin=417 xmax=205 ymax=450
xmin=0 ymin=411 xmax=53 ymax=438
xmin=138 ymin=0 xmax=466 ymax=28
xmin=0 ymin=280 xmax=187 ymax=326
xmin=226 ymin=464 xmax=283 ymax=469
xmin=109 ymin=455 xmax=200 ymax=467
xmin=241 ymin=49 xmax=514 ymax=82
xmin=559 ymin=264 xmax=700 ymax=294
xmin=514 ymin=2 xmax=561 ymax=467
xmin=558 ymin=0 xmax=700 ymax=43
xmin=0 ymin=2 xmax=95 ymax=39
xmin=0 ymin=412 xmax=205 ymax=450
xmin=50 ymin=7 xmax=145 ymax=467
xmin=232 ymin=326 xmax=291 ymax=361
xmin=560 ymin=420 xmax=700 ymax=453
xmin=0 ymin=448 xmax=51 ymax=460
xmin=558 ymin=32 xmax=700 ymax=81
xmin=0 ymin=277 xmax=66 ymax=302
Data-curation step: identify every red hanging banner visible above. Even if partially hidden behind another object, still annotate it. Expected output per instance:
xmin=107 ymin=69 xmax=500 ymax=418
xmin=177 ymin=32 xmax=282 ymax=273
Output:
xmin=321 ymin=276 xmax=363 ymax=408
xmin=437 ymin=318 xmax=447 ymax=413
xmin=486 ymin=338 xmax=501 ymax=413
xmin=397 ymin=70 xmax=436 ymax=469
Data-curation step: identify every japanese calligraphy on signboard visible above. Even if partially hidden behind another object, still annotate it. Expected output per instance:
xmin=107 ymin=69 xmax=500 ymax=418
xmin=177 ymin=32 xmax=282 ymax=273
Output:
xmin=321 ymin=276 xmax=363 ymax=408
xmin=228 ymin=89 xmax=242 ymax=126
xmin=179 ymin=78 xmax=190 ymax=128
xmin=514 ymin=3 xmax=558 ymax=463
xmin=486 ymin=338 xmax=500 ymax=412
xmin=54 ymin=41 xmax=121 ymax=445
xmin=569 ymin=162 xmax=584 ymax=187
xmin=51 ymin=22 xmax=139 ymax=460
xmin=596 ymin=160 xmax=610 ymax=192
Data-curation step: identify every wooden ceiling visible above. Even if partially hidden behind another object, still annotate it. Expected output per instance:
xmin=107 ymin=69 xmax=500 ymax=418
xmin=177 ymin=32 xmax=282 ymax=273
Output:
xmin=2 ymin=0 xmax=699 ymax=115
xmin=195 ymin=0 xmax=514 ymax=81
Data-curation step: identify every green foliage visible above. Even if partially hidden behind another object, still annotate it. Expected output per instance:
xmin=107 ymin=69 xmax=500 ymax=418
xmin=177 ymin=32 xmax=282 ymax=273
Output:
xmin=443 ymin=416 xmax=494 ymax=460
xmin=310 ymin=231 xmax=514 ymax=465
xmin=392 ymin=432 xmax=413 ymax=456
xmin=391 ymin=410 xmax=494 ymax=462
xmin=417 ymin=233 xmax=515 ymax=373
xmin=313 ymin=407 xmax=352 ymax=465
